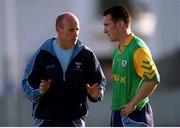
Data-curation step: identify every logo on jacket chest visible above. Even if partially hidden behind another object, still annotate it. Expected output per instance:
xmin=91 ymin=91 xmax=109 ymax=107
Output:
xmin=46 ymin=64 xmax=55 ymax=69
xmin=74 ymin=61 xmax=83 ymax=71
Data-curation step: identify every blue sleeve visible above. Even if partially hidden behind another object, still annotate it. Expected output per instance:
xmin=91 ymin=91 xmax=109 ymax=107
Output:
xmin=22 ymin=50 xmax=42 ymax=103
xmin=88 ymin=53 xmax=106 ymax=102
xmin=95 ymin=57 xmax=106 ymax=101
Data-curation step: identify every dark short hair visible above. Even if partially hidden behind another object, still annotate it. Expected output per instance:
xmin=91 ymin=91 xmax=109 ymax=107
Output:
xmin=103 ymin=5 xmax=131 ymax=28
xmin=55 ymin=13 xmax=67 ymax=27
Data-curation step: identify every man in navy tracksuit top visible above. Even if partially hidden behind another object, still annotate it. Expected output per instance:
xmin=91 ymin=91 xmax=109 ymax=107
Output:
xmin=22 ymin=12 xmax=106 ymax=127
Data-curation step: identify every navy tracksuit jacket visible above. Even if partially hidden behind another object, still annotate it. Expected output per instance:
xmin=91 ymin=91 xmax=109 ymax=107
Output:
xmin=22 ymin=38 xmax=106 ymax=121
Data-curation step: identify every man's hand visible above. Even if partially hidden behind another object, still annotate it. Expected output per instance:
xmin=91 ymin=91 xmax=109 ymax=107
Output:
xmin=86 ymin=83 xmax=101 ymax=99
xmin=120 ymin=81 xmax=158 ymax=117
xmin=39 ymin=79 xmax=52 ymax=95
xmin=120 ymin=103 xmax=136 ymax=117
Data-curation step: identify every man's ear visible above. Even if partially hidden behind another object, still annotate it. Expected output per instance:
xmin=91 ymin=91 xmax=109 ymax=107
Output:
xmin=56 ymin=25 xmax=63 ymax=33
xmin=117 ymin=20 xmax=124 ymax=28
xmin=56 ymin=26 xmax=60 ymax=32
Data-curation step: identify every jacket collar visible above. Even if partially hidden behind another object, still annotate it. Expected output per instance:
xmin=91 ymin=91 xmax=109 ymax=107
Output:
xmin=40 ymin=37 xmax=84 ymax=59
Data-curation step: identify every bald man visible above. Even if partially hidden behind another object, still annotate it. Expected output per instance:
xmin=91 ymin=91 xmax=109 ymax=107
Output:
xmin=22 ymin=12 xmax=106 ymax=127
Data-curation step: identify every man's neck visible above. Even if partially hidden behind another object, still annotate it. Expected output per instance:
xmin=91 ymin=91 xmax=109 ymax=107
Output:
xmin=56 ymin=38 xmax=75 ymax=49
xmin=118 ymin=29 xmax=132 ymax=52
xmin=119 ymin=28 xmax=132 ymax=45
